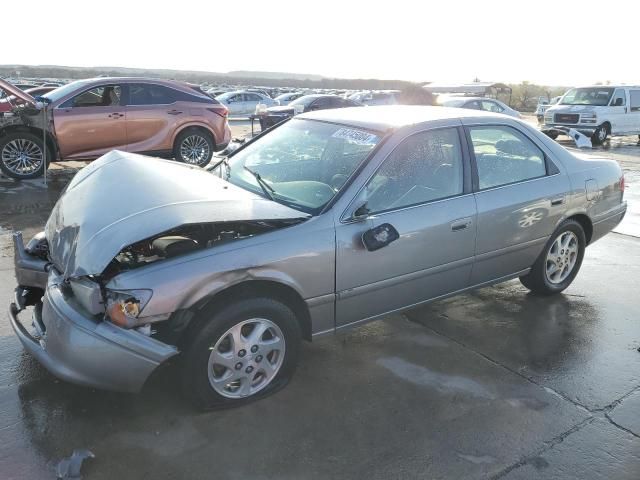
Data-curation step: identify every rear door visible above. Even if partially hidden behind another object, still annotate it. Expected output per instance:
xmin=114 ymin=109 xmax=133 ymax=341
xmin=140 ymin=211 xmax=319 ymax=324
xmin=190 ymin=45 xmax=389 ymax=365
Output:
xmin=124 ymin=83 xmax=183 ymax=154
xmin=465 ymin=122 xmax=571 ymax=285
xmin=335 ymin=126 xmax=477 ymax=327
xmin=53 ymin=84 xmax=126 ymax=159
xmin=245 ymin=93 xmax=263 ymax=114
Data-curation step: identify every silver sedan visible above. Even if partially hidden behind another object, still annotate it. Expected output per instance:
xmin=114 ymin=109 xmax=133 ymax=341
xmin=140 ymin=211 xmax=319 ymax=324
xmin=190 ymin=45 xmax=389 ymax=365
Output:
xmin=11 ymin=106 xmax=626 ymax=408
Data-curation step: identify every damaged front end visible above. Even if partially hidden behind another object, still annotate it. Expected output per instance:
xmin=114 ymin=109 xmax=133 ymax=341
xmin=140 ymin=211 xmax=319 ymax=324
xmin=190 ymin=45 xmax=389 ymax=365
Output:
xmin=9 ymin=151 xmax=308 ymax=392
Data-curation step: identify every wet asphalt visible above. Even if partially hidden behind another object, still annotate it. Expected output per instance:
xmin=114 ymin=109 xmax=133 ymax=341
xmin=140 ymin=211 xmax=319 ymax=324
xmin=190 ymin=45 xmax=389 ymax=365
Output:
xmin=0 ymin=122 xmax=639 ymax=479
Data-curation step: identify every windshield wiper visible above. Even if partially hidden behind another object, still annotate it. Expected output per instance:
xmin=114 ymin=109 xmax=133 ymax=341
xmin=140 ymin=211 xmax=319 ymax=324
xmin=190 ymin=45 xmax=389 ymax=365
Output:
xmin=244 ymin=166 xmax=276 ymax=200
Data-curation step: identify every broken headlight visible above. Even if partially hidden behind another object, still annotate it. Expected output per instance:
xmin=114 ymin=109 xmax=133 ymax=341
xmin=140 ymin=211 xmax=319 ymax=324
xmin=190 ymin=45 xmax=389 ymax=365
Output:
xmin=105 ymin=289 xmax=152 ymax=329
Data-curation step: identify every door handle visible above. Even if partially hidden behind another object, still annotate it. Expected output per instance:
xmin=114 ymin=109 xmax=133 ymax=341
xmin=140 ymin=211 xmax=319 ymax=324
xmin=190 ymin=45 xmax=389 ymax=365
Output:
xmin=451 ymin=218 xmax=472 ymax=232
xmin=108 ymin=112 xmax=124 ymax=118
xmin=550 ymin=197 xmax=565 ymax=206
xmin=167 ymin=110 xmax=183 ymax=115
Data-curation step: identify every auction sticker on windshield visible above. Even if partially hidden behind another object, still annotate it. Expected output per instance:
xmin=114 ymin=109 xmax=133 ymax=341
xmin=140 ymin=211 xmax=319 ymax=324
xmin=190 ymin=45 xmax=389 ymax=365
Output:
xmin=332 ymin=128 xmax=379 ymax=145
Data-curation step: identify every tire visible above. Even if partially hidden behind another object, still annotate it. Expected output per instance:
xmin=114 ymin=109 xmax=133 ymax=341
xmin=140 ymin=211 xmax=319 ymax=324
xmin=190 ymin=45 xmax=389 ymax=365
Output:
xmin=519 ymin=219 xmax=586 ymax=295
xmin=173 ymin=128 xmax=215 ymax=167
xmin=591 ymin=123 xmax=609 ymax=145
xmin=0 ymin=131 xmax=50 ymax=179
xmin=544 ymin=131 xmax=559 ymax=140
xmin=182 ymin=297 xmax=301 ymax=410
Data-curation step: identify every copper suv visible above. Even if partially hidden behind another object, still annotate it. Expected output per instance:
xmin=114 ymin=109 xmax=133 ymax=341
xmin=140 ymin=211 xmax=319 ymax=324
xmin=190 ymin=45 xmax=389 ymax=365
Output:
xmin=0 ymin=77 xmax=231 ymax=179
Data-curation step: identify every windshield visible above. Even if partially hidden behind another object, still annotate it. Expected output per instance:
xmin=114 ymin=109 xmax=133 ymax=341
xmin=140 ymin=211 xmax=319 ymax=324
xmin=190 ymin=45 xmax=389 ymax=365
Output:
xmin=560 ymin=87 xmax=614 ymax=106
xmin=224 ymin=119 xmax=382 ymax=214
xmin=42 ymin=79 xmax=92 ymax=102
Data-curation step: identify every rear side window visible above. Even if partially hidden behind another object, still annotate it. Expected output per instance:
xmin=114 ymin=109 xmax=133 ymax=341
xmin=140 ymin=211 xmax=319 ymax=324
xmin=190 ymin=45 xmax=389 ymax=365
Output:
xmin=469 ymin=126 xmax=547 ymax=190
xmin=129 ymin=84 xmax=177 ymax=105
xmin=630 ymin=90 xmax=640 ymax=112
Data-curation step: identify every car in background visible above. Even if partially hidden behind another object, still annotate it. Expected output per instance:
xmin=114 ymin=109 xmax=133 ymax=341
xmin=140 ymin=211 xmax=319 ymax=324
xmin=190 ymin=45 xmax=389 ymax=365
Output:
xmin=0 ymin=77 xmax=231 ymax=179
xmin=274 ymin=91 xmax=306 ymax=105
xmin=10 ymin=106 xmax=626 ymax=408
xmin=535 ymin=96 xmax=561 ymax=124
xmin=543 ymin=85 xmax=640 ymax=145
xmin=0 ymin=83 xmax=39 ymax=99
xmin=349 ymin=91 xmax=399 ymax=106
xmin=0 ymin=86 xmax=57 ymax=113
xmin=215 ymin=91 xmax=277 ymax=117
xmin=260 ymin=94 xmax=362 ymax=129
xmin=439 ymin=96 xmax=521 ymax=118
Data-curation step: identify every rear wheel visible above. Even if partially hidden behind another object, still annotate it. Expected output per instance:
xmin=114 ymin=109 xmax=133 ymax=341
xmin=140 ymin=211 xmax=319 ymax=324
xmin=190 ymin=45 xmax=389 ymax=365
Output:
xmin=591 ymin=123 xmax=609 ymax=145
xmin=173 ymin=128 xmax=214 ymax=167
xmin=182 ymin=297 xmax=301 ymax=410
xmin=0 ymin=132 xmax=50 ymax=179
xmin=520 ymin=220 xmax=586 ymax=295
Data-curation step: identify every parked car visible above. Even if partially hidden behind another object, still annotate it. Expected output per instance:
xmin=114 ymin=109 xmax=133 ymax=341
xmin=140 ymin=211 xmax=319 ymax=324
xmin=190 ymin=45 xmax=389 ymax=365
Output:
xmin=215 ymin=91 xmax=277 ymax=117
xmin=274 ymin=91 xmax=305 ymax=105
xmin=349 ymin=91 xmax=399 ymax=106
xmin=260 ymin=94 xmax=362 ymax=129
xmin=0 ymin=77 xmax=231 ymax=178
xmin=543 ymin=85 xmax=640 ymax=144
xmin=439 ymin=96 xmax=522 ymax=118
xmin=0 ymin=86 xmax=57 ymax=113
xmin=10 ymin=106 xmax=626 ymax=408
xmin=535 ymin=96 xmax=561 ymax=124
xmin=0 ymin=82 xmax=38 ymax=98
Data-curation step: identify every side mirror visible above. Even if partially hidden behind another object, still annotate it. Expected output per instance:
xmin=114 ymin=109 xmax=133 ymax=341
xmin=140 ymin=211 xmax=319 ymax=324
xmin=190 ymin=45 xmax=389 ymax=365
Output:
xmin=614 ymin=98 xmax=624 ymax=106
xmin=351 ymin=202 xmax=370 ymax=222
xmin=362 ymin=223 xmax=400 ymax=251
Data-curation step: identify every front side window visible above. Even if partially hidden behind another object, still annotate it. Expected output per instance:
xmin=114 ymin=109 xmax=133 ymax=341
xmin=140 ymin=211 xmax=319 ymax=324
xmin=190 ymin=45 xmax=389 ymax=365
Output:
xmin=224 ymin=119 xmax=381 ymax=213
xmin=128 ymin=84 xmax=176 ymax=105
xmin=355 ymin=128 xmax=464 ymax=214
xmin=68 ymin=85 xmax=121 ymax=108
xmin=610 ymin=89 xmax=626 ymax=106
xmin=470 ymin=126 xmax=546 ymax=190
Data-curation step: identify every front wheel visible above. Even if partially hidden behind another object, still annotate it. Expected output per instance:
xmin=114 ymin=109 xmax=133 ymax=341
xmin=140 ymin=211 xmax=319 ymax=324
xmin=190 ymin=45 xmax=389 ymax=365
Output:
xmin=0 ymin=132 xmax=50 ymax=179
xmin=520 ymin=219 xmax=586 ymax=295
xmin=182 ymin=297 xmax=301 ymax=409
xmin=173 ymin=129 xmax=214 ymax=167
xmin=591 ymin=124 xmax=609 ymax=145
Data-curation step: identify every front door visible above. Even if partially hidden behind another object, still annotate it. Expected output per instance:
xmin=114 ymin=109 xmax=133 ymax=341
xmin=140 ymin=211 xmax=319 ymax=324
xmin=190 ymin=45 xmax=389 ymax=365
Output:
xmin=608 ymin=88 xmax=628 ymax=134
xmin=53 ymin=84 xmax=126 ymax=159
xmin=466 ymin=124 xmax=571 ymax=285
xmin=335 ymin=127 xmax=477 ymax=327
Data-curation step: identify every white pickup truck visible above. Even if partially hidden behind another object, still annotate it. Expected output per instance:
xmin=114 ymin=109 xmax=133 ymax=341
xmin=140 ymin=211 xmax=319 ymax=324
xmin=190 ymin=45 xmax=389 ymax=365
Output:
xmin=543 ymin=85 xmax=640 ymax=144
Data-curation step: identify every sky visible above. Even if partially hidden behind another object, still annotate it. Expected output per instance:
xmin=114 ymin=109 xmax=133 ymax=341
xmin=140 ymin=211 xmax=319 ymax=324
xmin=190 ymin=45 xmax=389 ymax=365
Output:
xmin=3 ymin=0 xmax=639 ymax=86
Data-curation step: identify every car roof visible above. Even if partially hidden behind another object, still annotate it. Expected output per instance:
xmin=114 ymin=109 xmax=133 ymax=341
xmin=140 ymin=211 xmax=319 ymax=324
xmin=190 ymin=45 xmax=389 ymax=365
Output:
xmin=297 ymin=105 xmax=501 ymax=132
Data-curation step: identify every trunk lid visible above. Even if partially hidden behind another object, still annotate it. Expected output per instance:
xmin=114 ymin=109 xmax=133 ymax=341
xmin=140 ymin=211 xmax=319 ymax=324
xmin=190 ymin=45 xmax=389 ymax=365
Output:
xmin=45 ymin=150 xmax=309 ymax=278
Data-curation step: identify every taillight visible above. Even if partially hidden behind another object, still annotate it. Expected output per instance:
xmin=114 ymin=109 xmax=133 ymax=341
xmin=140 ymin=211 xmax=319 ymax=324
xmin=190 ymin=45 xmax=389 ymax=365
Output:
xmin=207 ymin=107 xmax=228 ymax=118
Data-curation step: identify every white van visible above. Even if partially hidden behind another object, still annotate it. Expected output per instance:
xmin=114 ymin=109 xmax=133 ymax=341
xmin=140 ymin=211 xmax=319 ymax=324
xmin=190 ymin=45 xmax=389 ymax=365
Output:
xmin=542 ymin=85 xmax=640 ymax=144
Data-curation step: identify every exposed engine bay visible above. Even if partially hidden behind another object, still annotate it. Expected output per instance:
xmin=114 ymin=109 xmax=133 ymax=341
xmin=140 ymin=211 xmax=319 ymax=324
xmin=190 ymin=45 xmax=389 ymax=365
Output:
xmin=103 ymin=219 xmax=303 ymax=279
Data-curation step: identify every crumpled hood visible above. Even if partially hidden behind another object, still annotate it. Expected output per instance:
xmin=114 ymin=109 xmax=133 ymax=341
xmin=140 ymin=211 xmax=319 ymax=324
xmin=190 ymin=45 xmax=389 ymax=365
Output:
xmin=45 ymin=151 xmax=308 ymax=278
xmin=0 ymin=78 xmax=37 ymax=107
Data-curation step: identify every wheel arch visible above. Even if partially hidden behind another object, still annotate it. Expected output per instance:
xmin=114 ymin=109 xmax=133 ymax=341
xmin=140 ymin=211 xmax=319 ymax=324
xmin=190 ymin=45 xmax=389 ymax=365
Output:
xmin=188 ymin=280 xmax=313 ymax=342
xmin=0 ymin=125 xmax=59 ymax=160
xmin=172 ymin=123 xmax=217 ymax=150
xmin=565 ymin=213 xmax=593 ymax=244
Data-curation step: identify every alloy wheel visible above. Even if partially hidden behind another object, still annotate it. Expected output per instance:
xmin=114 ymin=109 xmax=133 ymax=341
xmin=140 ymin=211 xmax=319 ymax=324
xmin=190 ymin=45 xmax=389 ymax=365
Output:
xmin=207 ymin=318 xmax=285 ymax=399
xmin=545 ymin=231 xmax=579 ymax=284
xmin=179 ymin=135 xmax=210 ymax=166
xmin=1 ymin=139 xmax=43 ymax=176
